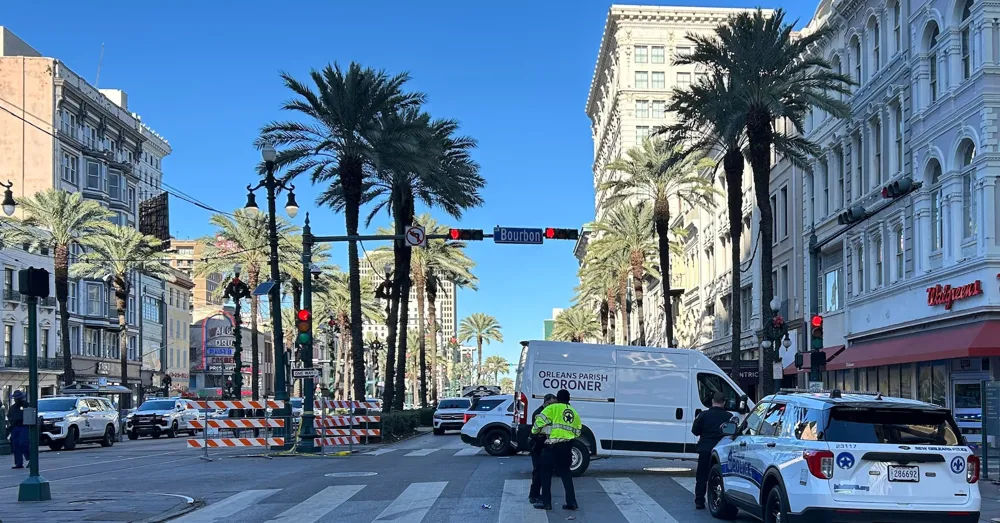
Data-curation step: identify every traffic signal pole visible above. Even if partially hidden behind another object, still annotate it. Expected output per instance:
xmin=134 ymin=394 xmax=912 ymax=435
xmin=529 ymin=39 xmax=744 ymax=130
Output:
xmin=297 ymin=214 xmax=318 ymax=453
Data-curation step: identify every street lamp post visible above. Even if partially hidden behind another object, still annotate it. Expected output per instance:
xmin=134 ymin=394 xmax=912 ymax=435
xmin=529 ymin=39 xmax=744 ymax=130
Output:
xmin=245 ymin=144 xmax=298 ymax=447
xmin=296 ymin=216 xmax=320 ymax=453
xmin=761 ymin=296 xmax=789 ymax=393
xmin=224 ymin=265 xmax=251 ymax=399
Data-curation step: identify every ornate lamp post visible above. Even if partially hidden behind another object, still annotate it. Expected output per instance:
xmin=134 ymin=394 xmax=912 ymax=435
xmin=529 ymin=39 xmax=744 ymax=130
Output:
xmin=761 ymin=296 xmax=790 ymax=393
xmin=223 ymin=264 xmax=251 ymax=399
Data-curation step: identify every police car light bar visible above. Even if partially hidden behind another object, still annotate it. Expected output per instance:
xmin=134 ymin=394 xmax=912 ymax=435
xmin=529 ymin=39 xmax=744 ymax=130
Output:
xmin=777 ymin=388 xmax=883 ymax=397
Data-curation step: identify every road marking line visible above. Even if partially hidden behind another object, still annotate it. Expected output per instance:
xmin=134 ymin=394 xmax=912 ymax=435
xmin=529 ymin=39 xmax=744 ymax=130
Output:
xmin=0 ymin=448 xmax=189 ymax=477
xmin=500 ymin=479 xmax=548 ymax=523
xmin=372 ymin=481 xmax=447 ymax=522
xmin=599 ymin=478 xmax=678 ymax=523
xmin=672 ymin=477 xmax=696 ymax=495
xmin=364 ymin=448 xmax=397 ymax=456
xmin=453 ymin=447 xmax=482 ymax=457
xmin=438 ymin=440 xmax=467 ymax=450
xmin=404 ymin=449 xmax=438 ymax=457
xmin=264 ymin=485 xmax=364 ymax=523
xmin=172 ymin=489 xmax=280 ymax=523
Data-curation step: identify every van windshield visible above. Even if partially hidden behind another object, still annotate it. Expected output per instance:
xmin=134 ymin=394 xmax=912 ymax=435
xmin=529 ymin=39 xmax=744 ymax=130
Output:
xmin=825 ymin=407 xmax=962 ymax=445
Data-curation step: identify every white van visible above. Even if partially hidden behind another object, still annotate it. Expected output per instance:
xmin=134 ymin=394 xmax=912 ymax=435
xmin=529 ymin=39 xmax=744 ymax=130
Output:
xmin=512 ymin=340 xmax=751 ymax=476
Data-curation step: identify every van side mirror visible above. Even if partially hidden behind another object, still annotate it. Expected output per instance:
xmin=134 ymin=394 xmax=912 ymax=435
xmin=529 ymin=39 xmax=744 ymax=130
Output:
xmin=739 ymin=395 xmax=750 ymax=414
xmin=720 ymin=422 xmax=738 ymax=436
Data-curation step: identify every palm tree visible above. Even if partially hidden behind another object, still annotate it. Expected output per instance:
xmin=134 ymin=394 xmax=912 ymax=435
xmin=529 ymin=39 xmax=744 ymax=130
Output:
xmin=14 ymin=189 xmax=112 ymax=387
xmin=72 ymin=225 xmax=169 ymax=402
xmin=575 ymin=257 xmax=616 ymax=343
xmin=259 ymin=62 xmax=426 ymax=403
xmin=499 ymin=377 xmax=514 ymax=394
xmin=313 ymin=270 xmax=384 ymax=399
xmin=591 ymin=203 xmax=661 ymax=346
xmin=195 ymin=210 xmax=298 ymax=399
xmin=482 ymin=355 xmax=510 ymax=385
xmin=551 ymin=306 xmax=602 ymax=343
xmin=458 ymin=313 xmax=503 ymax=381
xmin=663 ymin=70 xmax=748 ymax=380
xmin=682 ymin=9 xmax=852 ymax=392
xmin=602 ymin=139 xmax=717 ymax=347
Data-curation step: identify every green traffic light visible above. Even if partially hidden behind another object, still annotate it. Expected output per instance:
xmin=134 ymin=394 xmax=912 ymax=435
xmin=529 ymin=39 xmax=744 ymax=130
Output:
xmin=811 ymin=338 xmax=823 ymax=350
xmin=297 ymin=332 xmax=311 ymax=345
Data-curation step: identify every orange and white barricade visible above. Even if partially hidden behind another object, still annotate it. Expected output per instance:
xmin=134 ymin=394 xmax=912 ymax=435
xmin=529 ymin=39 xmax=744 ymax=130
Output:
xmin=315 ymin=436 xmax=359 ymax=446
xmin=186 ymin=398 xmax=285 ymax=461
xmin=313 ymin=399 xmax=382 ymax=455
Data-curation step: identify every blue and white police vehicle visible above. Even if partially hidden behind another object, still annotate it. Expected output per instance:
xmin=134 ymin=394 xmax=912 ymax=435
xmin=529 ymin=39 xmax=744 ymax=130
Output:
xmin=708 ymin=389 xmax=981 ymax=523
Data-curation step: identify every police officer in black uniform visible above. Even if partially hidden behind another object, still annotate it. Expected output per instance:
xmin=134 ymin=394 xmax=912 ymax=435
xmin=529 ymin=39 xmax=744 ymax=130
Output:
xmin=691 ymin=391 xmax=733 ymax=510
xmin=528 ymin=393 xmax=556 ymax=504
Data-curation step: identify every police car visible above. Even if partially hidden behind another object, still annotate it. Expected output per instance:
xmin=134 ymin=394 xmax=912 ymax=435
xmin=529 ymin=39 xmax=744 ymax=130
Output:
xmin=707 ymin=389 xmax=980 ymax=522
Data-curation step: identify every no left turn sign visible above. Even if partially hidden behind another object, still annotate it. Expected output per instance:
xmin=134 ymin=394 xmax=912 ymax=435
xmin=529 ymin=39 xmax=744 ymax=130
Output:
xmin=405 ymin=225 xmax=426 ymax=247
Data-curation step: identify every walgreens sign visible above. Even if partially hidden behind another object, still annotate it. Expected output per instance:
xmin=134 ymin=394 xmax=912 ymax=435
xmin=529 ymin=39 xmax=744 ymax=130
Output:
xmin=926 ymin=280 xmax=983 ymax=310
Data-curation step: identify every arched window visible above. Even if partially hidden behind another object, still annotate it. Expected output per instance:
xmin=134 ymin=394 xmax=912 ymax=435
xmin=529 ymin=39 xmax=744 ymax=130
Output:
xmin=930 ymin=160 xmax=944 ymax=250
xmin=856 ymin=244 xmax=866 ymax=294
xmin=895 ymin=104 xmax=904 ymax=175
xmin=929 ymin=25 xmax=941 ymax=101
xmin=893 ymin=226 xmax=904 ymax=281
xmin=892 ymin=1 xmax=902 ymax=54
xmin=831 ymin=55 xmax=843 ymax=100
xmin=873 ymin=236 xmax=884 ymax=287
xmin=960 ymin=139 xmax=977 ymax=238
xmin=961 ymin=0 xmax=974 ymax=80
xmin=870 ymin=18 xmax=881 ymax=73
xmin=873 ymin=117 xmax=883 ymax=184
xmin=852 ymin=36 xmax=863 ymax=85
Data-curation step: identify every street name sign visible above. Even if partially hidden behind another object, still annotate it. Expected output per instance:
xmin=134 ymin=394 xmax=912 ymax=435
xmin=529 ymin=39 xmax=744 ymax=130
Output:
xmin=291 ymin=368 xmax=321 ymax=379
xmin=493 ymin=226 xmax=543 ymax=245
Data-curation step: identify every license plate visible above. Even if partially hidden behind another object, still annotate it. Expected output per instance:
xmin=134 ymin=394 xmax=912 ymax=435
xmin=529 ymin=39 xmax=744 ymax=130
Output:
xmin=888 ymin=466 xmax=919 ymax=482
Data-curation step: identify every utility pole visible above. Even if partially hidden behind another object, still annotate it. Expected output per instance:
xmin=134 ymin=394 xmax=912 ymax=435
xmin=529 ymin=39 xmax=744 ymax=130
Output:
xmin=295 ymin=215 xmax=318 ymax=453
xmin=19 ymin=267 xmax=51 ymax=501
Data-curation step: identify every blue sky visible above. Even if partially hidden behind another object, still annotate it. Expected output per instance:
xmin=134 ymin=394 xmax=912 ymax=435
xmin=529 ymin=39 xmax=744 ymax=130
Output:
xmin=3 ymin=1 xmax=815 ymax=372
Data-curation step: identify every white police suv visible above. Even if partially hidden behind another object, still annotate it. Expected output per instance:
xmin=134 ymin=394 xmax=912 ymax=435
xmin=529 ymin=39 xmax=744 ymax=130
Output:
xmin=708 ymin=390 xmax=980 ymax=523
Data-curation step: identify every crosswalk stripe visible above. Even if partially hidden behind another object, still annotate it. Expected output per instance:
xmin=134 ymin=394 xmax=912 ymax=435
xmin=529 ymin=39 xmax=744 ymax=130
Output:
xmin=364 ymin=448 xmax=397 ymax=456
xmin=172 ymin=489 xmax=280 ymax=523
xmin=453 ymin=447 xmax=482 ymax=457
xmin=372 ymin=481 xmax=447 ymax=522
xmin=499 ymin=479 xmax=548 ymax=523
xmin=404 ymin=449 xmax=439 ymax=457
xmin=672 ymin=477 xmax=696 ymax=495
xmin=599 ymin=478 xmax=679 ymax=523
xmin=263 ymin=485 xmax=364 ymax=523
xmin=438 ymin=440 xmax=467 ymax=449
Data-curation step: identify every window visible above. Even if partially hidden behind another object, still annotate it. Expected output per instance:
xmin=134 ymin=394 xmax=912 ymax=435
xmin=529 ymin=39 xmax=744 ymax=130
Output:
xmin=635 ymin=126 xmax=650 ymax=144
xmin=68 ymin=281 xmax=77 ymax=313
xmin=759 ymin=403 xmax=786 ymax=436
xmin=675 ymin=46 xmax=691 ymax=57
xmin=143 ymin=295 xmax=161 ymax=323
xmin=961 ymin=0 xmax=973 ymax=80
xmin=895 ymin=105 xmax=903 ymax=175
xmin=696 ymin=373 xmax=738 ymax=409
xmin=894 ymin=228 xmax=904 ymax=280
xmin=41 ymin=328 xmax=48 ymax=356
xmin=651 ymin=46 xmax=664 ymax=64
xmin=109 ymin=171 xmax=121 ymax=201
xmin=721 ymin=294 xmax=732 ymax=336
xmin=652 ymin=72 xmax=665 ymax=89
xmin=929 ymin=27 xmax=940 ymax=102
xmin=634 ymin=46 xmax=647 ymax=63
xmin=70 ymin=325 xmax=80 ymax=355
xmin=86 ymin=161 xmax=101 ymax=190
xmin=780 ymin=186 xmax=789 ymax=237
xmin=961 ymin=141 xmax=977 ymax=238
xmin=61 ymin=153 xmax=78 ymax=185
xmin=852 ymin=37 xmax=862 ymax=83
xmin=854 ymin=132 xmax=864 ymax=197
xmin=824 ymin=268 xmax=842 ymax=312
xmin=740 ymin=286 xmax=752 ymax=330
xmin=675 ymin=72 xmax=689 ymax=89
xmin=128 ymin=335 xmax=137 ymax=361
xmin=825 ymin=407 xmax=959 ymax=445
xmin=820 ymin=162 xmax=829 ymax=217
xmin=893 ymin=2 xmax=901 ymax=54
xmin=84 ymin=328 xmax=98 ymax=357
xmin=856 ymin=245 xmax=865 ymax=293
xmin=873 ymin=236 xmax=883 ymax=287
xmin=635 ymin=100 xmax=649 ymax=119
xmin=86 ymin=284 xmax=102 ymax=316
xmin=873 ymin=119 xmax=883 ymax=184
xmin=651 ymin=100 xmax=665 ymax=118
xmin=22 ymin=327 xmax=28 ymax=356
xmin=770 ymin=195 xmax=778 ymax=237
xmin=930 ymin=162 xmax=943 ymax=250
xmin=872 ymin=20 xmax=880 ymax=72
xmin=741 ymin=402 xmax=769 ymax=436
xmin=635 ymin=71 xmax=648 ymax=89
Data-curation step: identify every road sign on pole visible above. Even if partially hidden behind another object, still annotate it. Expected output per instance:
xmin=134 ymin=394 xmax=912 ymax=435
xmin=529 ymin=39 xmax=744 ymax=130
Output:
xmin=253 ymin=280 xmax=277 ymax=296
xmin=292 ymin=368 xmax=321 ymax=380
xmin=404 ymin=225 xmax=426 ymax=247
xmin=493 ymin=226 xmax=543 ymax=245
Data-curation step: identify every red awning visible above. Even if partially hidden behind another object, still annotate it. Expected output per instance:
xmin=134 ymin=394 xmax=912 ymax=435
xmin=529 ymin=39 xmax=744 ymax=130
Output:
xmin=783 ymin=346 xmax=844 ymax=376
xmin=826 ymin=321 xmax=1000 ymax=371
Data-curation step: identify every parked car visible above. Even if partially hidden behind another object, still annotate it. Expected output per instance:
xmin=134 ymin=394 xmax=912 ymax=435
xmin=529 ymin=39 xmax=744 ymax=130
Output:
xmin=38 ymin=396 xmax=119 ymax=451
xmin=460 ymin=394 xmax=517 ymax=455
xmin=126 ymin=398 xmax=200 ymax=439
xmin=432 ymin=397 xmax=472 ymax=435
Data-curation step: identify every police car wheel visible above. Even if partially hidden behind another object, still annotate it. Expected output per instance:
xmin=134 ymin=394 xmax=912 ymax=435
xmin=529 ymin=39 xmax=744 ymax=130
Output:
xmin=763 ymin=485 xmax=788 ymax=523
xmin=484 ymin=429 xmax=510 ymax=456
xmin=100 ymin=425 xmax=115 ymax=447
xmin=63 ymin=427 xmax=78 ymax=450
xmin=707 ymin=464 xmax=738 ymax=520
xmin=569 ymin=440 xmax=590 ymax=477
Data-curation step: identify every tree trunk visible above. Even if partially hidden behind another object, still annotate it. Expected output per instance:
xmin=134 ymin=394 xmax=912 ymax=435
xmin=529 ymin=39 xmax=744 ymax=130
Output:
xmin=606 ymin=288 xmax=617 ymax=344
xmin=476 ymin=335 xmax=483 ymax=382
xmin=724 ymin=147 xmax=745 ymax=382
xmin=426 ymin=271 xmax=439 ymax=405
xmin=630 ymin=250 xmax=647 ymax=346
xmin=248 ymin=270 xmax=260 ymax=400
xmin=54 ymin=244 xmax=74 ymax=387
xmin=382 ymin=257 xmax=401 ymax=412
xmin=392 ymin=198 xmax=415 ymax=411
xmin=414 ymin=265 xmax=427 ymax=408
xmin=337 ymin=314 xmax=349 ymax=399
xmin=340 ymin=157 xmax=367 ymax=401
xmin=114 ymin=279 xmax=129 ymax=406
xmin=748 ymin=109 xmax=776 ymax=396
xmin=619 ymin=277 xmax=629 ymax=345
xmin=599 ymin=300 xmax=609 ymax=344
xmin=654 ymin=200 xmax=673 ymax=347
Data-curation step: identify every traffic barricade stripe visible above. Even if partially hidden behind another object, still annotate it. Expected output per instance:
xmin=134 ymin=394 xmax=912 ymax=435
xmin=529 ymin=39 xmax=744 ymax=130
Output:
xmin=188 ymin=419 xmax=284 ymax=429
xmin=315 ymin=436 xmax=359 ymax=446
xmin=186 ymin=438 xmax=284 ymax=448
xmin=319 ymin=428 xmax=381 ymax=436
xmin=314 ymin=399 xmax=381 ymax=410
xmin=313 ymin=416 xmax=380 ymax=427
xmin=192 ymin=400 xmax=284 ymax=410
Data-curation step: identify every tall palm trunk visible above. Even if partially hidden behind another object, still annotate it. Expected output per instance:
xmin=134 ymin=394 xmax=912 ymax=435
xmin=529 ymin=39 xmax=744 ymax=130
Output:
xmin=382 ymin=243 xmax=402 ymax=412
xmin=393 ymin=198 xmax=415 ymax=411
xmin=248 ymin=270 xmax=260 ymax=400
xmin=630 ymin=252 xmax=647 ymax=346
xmin=618 ymin=277 xmax=629 ymax=345
xmin=54 ymin=244 xmax=74 ymax=387
xmin=413 ymin=265 xmax=427 ymax=408
xmin=606 ymin=288 xmax=617 ymax=344
xmin=653 ymin=200 xmax=673 ymax=347
xmin=337 ymin=314 xmax=349 ymax=399
xmin=476 ymin=335 xmax=483 ymax=382
xmin=114 ymin=281 xmax=129 ymax=407
xmin=748 ymin=109 xmax=776 ymax=396
xmin=599 ymin=300 xmax=609 ymax=344
xmin=341 ymin=157 xmax=367 ymax=401
xmin=724 ymin=148 xmax=745 ymax=381
xmin=426 ymin=272 xmax=439 ymax=404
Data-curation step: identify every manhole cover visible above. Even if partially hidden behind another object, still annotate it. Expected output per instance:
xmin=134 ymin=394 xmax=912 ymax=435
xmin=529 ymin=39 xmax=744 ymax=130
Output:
xmin=325 ymin=472 xmax=378 ymax=478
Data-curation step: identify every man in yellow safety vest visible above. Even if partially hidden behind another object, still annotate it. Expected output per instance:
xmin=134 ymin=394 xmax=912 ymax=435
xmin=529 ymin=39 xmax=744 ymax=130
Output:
xmin=530 ymin=389 xmax=581 ymax=511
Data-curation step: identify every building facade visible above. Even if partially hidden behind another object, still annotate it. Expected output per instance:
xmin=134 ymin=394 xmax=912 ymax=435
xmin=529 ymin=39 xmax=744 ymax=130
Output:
xmin=165 ymin=267 xmax=194 ymax=394
xmin=358 ymin=255 xmax=459 ymax=345
xmin=0 ymin=27 xmax=171 ymax=404
xmin=169 ymin=238 xmax=223 ymax=322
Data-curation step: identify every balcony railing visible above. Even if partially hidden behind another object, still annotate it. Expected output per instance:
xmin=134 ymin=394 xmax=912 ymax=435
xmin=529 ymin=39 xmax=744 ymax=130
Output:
xmin=0 ymin=355 xmax=65 ymax=370
xmin=4 ymin=289 xmax=21 ymax=302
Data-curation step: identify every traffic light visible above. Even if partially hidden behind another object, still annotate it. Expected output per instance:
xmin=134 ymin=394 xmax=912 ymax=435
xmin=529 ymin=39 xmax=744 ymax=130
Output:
xmin=295 ymin=308 xmax=312 ymax=345
xmin=837 ymin=205 xmax=867 ymax=225
xmin=544 ymin=228 xmax=579 ymax=240
xmin=810 ymin=315 xmax=824 ymax=350
xmin=448 ymin=228 xmax=484 ymax=241
xmin=881 ymin=177 xmax=921 ymax=199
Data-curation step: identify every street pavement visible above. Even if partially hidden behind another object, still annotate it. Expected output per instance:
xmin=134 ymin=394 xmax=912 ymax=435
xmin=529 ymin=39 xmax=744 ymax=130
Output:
xmin=3 ymin=432 xmax=1000 ymax=522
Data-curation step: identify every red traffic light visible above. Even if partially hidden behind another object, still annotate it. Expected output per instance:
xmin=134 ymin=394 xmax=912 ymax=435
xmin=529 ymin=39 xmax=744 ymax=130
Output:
xmin=545 ymin=227 xmax=556 ymax=239
xmin=297 ymin=309 xmax=311 ymax=322
xmin=811 ymin=315 xmax=823 ymax=328
xmin=448 ymin=228 xmax=484 ymax=241
xmin=449 ymin=228 xmax=460 ymax=240
xmin=543 ymin=228 xmax=579 ymax=240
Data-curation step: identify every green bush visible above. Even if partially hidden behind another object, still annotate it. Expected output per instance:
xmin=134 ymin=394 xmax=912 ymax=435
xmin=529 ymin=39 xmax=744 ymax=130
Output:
xmin=417 ymin=407 xmax=435 ymax=427
xmin=380 ymin=410 xmax=420 ymax=442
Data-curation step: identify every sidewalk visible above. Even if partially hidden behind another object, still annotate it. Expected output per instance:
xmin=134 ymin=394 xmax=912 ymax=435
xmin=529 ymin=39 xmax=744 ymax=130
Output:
xmin=0 ymin=490 xmax=198 ymax=523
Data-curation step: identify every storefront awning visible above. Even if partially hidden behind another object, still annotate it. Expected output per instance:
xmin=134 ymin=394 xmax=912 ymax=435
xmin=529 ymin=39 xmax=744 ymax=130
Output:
xmin=826 ymin=321 xmax=1000 ymax=371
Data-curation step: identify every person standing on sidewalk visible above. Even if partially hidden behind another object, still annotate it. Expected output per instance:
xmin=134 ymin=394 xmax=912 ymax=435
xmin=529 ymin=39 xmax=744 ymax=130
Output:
xmin=528 ymin=393 xmax=556 ymax=504
xmin=691 ymin=391 xmax=732 ymax=510
xmin=531 ymin=389 xmax=581 ymax=511
xmin=8 ymin=390 xmax=29 ymax=469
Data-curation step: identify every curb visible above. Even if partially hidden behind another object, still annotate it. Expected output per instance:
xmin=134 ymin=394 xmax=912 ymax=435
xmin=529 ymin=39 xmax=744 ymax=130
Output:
xmin=140 ymin=498 xmax=203 ymax=523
